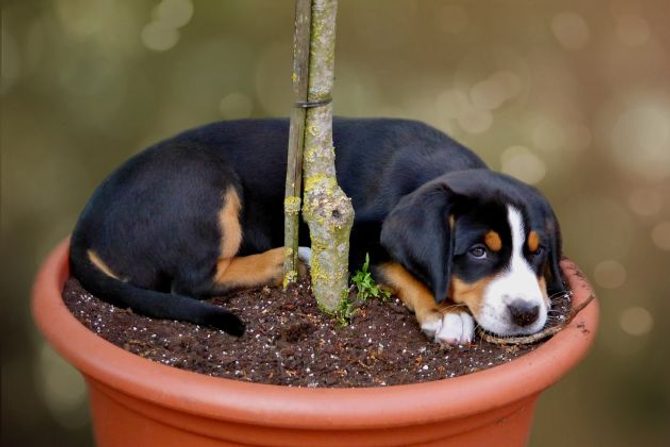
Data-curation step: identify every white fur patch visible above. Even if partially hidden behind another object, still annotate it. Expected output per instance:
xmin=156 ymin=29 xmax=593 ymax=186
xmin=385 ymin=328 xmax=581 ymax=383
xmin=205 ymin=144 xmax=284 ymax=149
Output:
xmin=435 ymin=312 xmax=475 ymax=345
xmin=420 ymin=315 xmax=443 ymax=339
xmin=475 ymin=206 xmax=548 ymax=336
xmin=297 ymin=246 xmax=312 ymax=266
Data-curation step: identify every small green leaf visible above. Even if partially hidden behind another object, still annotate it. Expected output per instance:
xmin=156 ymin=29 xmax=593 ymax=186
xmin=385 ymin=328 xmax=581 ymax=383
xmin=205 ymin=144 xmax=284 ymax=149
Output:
xmin=351 ymin=253 xmax=391 ymax=302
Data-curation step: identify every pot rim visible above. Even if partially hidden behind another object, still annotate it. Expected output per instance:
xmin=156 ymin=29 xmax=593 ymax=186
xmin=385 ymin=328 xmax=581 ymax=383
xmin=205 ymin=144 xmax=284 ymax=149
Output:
xmin=32 ymin=238 xmax=598 ymax=430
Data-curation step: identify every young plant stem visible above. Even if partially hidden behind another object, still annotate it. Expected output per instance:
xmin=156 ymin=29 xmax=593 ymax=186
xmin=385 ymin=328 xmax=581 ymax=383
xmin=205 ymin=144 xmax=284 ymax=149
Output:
xmin=301 ymin=0 xmax=355 ymax=312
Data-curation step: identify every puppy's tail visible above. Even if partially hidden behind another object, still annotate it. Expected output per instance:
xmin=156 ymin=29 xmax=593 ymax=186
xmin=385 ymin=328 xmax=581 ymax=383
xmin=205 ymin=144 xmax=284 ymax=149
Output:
xmin=68 ymin=237 xmax=245 ymax=336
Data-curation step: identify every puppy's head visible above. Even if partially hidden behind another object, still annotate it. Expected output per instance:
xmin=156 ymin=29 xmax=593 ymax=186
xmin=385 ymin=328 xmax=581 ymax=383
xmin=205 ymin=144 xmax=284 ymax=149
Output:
xmin=380 ymin=169 xmax=564 ymax=336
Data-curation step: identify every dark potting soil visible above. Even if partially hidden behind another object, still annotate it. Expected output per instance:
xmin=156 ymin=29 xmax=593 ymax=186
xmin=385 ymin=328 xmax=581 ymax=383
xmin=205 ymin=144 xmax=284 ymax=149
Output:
xmin=62 ymin=277 xmax=571 ymax=387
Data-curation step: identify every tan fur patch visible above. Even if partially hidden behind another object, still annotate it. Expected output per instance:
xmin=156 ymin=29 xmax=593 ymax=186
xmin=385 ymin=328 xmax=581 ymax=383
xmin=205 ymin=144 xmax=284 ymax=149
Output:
xmin=484 ymin=230 xmax=502 ymax=252
xmin=538 ymin=276 xmax=549 ymax=306
xmin=449 ymin=276 xmax=495 ymax=318
xmin=377 ymin=263 xmax=440 ymax=323
xmin=218 ymin=187 xmax=243 ymax=259
xmin=528 ymin=230 xmax=540 ymax=253
xmin=214 ymin=247 xmax=284 ymax=288
xmin=87 ymin=250 xmax=119 ymax=279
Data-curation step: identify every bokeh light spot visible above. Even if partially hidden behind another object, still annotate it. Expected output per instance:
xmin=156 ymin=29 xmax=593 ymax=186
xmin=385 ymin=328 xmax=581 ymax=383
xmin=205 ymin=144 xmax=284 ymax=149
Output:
xmin=627 ymin=189 xmax=662 ymax=217
xmin=219 ymin=92 xmax=253 ymax=119
xmin=619 ymin=306 xmax=653 ymax=336
xmin=593 ymin=259 xmax=627 ymax=289
xmin=153 ymin=0 xmax=194 ymax=29
xmin=436 ymin=89 xmax=470 ymax=119
xmin=615 ymin=14 xmax=650 ymax=47
xmin=37 ymin=343 xmax=88 ymax=429
xmin=551 ymin=12 xmax=590 ymax=50
xmin=489 ymin=70 xmax=523 ymax=100
xmin=531 ymin=118 xmax=566 ymax=152
xmin=457 ymin=107 xmax=493 ymax=134
xmin=470 ymin=79 xmax=506 ymax=110
xmin=610 ymin=99 xmax=670 ymax=180
xmin=500 ymin=146 xmax=546 ymax=185
xmin=141 ymin=21 xmax=180 ymax=52
xmin=55 ymin=0 xmax=103 ymax=37
xmin=651 ymin=221 xmax=670 ymax=251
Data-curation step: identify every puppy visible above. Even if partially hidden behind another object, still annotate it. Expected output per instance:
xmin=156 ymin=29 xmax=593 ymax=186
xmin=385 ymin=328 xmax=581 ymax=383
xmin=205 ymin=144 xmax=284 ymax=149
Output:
xmin=70 ymin=118 xmax=564 ymax=344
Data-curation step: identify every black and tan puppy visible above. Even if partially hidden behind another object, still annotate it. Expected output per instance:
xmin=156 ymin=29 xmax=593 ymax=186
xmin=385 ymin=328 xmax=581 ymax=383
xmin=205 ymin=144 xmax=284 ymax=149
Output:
xmin=70 ymin=118 xmax=564 ymax=344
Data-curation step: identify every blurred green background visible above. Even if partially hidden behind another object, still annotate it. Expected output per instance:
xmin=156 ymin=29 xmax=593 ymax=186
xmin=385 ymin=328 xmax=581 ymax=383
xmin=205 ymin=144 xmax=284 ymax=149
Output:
xmin=2 ymin=0 xmax=669 ymax=445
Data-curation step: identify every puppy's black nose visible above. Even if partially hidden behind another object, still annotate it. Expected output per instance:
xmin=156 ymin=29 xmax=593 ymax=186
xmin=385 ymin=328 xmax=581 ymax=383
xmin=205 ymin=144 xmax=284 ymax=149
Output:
xmin=508 ymin=300 xmax=540 ymax=327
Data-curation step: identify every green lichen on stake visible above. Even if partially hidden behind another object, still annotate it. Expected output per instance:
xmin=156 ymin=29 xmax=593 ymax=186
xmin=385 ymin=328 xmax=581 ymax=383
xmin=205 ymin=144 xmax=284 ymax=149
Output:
xmin=282 ymin=246 xmax=298 ymax=289
xmin=284 ymin=196 xmax=301 ymax=215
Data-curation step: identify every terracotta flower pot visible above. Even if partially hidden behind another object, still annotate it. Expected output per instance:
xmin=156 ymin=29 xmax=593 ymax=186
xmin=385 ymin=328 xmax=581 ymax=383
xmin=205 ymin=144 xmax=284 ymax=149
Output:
xmin=32 ymin=239 xmax=598 ymax=447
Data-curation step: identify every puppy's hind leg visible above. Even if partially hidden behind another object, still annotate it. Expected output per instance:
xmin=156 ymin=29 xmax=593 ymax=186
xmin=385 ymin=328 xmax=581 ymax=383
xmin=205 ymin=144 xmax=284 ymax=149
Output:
xmin=214 ymin=248 xmax=287 ymax=290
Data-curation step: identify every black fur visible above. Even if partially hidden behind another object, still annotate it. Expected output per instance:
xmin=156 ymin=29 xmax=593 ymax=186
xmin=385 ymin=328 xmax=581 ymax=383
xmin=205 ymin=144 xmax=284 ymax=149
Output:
xmin=70 ymin=118 xmax=563 ymax=334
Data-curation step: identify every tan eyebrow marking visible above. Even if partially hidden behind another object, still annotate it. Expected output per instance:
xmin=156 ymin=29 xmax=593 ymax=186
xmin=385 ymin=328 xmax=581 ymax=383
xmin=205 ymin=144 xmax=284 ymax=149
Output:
xmin=528 ymin=230 xmax=540 ymax=252
xmin=484 ymin=230 xmax=502 ymax=252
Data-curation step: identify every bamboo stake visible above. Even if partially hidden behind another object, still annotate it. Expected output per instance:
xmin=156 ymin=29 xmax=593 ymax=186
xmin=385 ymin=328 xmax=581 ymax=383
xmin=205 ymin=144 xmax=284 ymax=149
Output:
xmin=283 ymin=0 xmax=312 ymax=287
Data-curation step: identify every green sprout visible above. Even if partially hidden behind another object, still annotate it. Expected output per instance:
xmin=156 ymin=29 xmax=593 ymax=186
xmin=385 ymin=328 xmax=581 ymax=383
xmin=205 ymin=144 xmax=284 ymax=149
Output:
xmin=334 ymin=297 xmax=357 ymax=327
xmin=351 ymin=253 xmax=391 ymax=302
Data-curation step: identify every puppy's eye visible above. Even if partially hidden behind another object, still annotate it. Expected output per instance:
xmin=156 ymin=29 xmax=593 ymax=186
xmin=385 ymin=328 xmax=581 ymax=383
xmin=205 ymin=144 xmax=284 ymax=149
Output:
xmin=468 ymin=245 xmax=488 ymax=259
xmin=533 ymin=246 xmax=545 ymax=256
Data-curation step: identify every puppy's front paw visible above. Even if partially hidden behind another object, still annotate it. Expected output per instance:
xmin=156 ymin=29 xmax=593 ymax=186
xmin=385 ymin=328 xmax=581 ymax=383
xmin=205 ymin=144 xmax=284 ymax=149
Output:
xmin=297 ymin=246 xmax=312 ymax=267
xmin=435 ymin=312 xmax=475 ymax=346
xmin=420 ymin=312 xmax=443 ymax=339
xmin=296 ymin=246 xmax=311 ymax=278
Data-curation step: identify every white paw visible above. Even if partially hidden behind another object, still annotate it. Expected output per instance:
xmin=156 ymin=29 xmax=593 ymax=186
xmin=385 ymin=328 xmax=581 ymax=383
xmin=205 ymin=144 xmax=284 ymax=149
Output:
xmin=420 ymin=316 xmax=443 ymax=339
xmin=297 ymin=246 xmax=312 ymax=267
xmin=435 ymin=312 xmax=475 ymax=345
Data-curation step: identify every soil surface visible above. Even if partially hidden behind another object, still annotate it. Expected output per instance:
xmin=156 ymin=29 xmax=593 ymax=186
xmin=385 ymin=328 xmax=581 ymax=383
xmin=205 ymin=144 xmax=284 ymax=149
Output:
xmin=62 ymin=278 xmax=571 ymax=387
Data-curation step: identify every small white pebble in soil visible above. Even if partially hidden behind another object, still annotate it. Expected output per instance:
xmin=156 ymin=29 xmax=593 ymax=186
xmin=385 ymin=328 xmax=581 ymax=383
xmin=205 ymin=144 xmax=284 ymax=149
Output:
xmin=422 ymin=365 xmax=429 ymax=371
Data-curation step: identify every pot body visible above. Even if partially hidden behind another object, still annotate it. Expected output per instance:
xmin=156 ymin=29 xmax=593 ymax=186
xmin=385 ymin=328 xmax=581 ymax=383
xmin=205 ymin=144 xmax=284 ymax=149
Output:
xmin=33 ymin=240 xmax=598 ymax=447
xmin=87 ymin=378 xmax=537 ymax=447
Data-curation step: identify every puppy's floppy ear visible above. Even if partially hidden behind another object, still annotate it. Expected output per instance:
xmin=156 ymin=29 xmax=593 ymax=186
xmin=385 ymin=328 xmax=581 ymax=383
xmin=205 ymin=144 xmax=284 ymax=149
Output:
xmin=380 ymin=182 xmax=456 ymax=303
xmin=545 ymin=211 xmax=566 ymax=295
